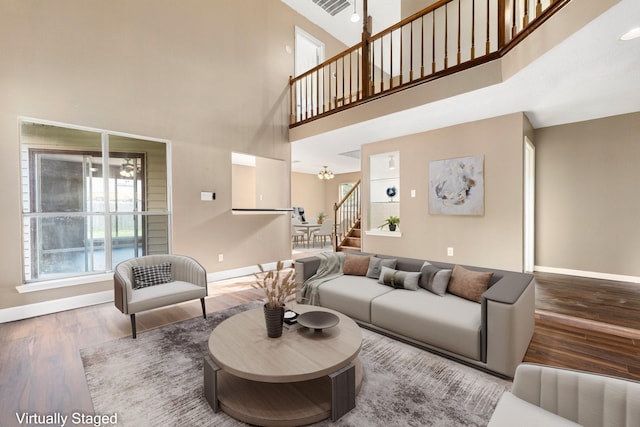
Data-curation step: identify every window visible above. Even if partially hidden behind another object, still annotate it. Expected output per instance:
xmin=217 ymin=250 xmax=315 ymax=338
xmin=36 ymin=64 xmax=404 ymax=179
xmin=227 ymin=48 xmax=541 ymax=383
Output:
xmin=20 ymin=120 xmax=170 ymax=283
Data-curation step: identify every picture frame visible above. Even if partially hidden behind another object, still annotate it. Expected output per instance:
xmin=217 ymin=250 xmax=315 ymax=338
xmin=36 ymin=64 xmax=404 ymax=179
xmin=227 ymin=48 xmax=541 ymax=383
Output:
xmin=428 ymin=155 xmax=484 ymax=215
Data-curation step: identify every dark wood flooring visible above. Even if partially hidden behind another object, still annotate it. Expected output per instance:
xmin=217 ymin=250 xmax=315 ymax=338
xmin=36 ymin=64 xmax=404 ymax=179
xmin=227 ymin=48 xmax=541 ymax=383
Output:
xmin=523 ymin=272 xmax=640 ymax=381
xmin=0 ymin=269 xmax=639 ymax=427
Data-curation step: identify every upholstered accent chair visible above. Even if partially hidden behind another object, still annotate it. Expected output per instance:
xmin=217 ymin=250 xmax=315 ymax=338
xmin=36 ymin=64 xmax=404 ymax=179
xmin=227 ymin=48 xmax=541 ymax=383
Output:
xmin=489 ymin=363 xmax=640 ymax=427
xmin=114 ymin=254 xmax=208 ymax=338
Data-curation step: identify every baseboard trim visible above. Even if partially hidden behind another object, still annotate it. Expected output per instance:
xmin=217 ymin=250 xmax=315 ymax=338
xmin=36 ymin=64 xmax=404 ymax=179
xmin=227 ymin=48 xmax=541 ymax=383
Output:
xmin=1 ymin=259 xmax=294 ymax=324
xmin=0 ymin=290 xmax=113 ymax=324
xmin=534 ymin=265 xmax=640 ymax=284
xmin=206 ymin=259 xmax=293 ymax=283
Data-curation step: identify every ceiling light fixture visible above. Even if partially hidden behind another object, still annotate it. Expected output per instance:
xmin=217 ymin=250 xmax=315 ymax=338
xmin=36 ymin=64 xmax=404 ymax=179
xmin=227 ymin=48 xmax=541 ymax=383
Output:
xmin=350 ymin=0 xmax=360 ymax=23
xmin=318 ymin=165 xmax=335 ymax=180
xmin=620 ymin=27 xmax=640 ymax=41
xmin=120 ymin=158 xmax=137 ymax=178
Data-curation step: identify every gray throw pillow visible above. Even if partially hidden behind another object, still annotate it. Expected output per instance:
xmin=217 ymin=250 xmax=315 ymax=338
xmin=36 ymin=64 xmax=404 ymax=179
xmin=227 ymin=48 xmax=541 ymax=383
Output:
xmin=366 ymin=256 xmax=398 ymax=279
xmin=378 ymin=266 xmax=421 ymax=291
xmin=419 ymin=261 xmax=452 ymax=296
xmin=132 ymin=263 xmax=173 ymax=289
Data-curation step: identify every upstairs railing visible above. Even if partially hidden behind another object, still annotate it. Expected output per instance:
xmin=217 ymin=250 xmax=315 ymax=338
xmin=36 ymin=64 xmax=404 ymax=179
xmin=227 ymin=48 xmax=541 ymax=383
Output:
xmin=290 ymin=0 xmax=569 ymax=126
xmin=333 ymin=179 xmax=361 ymax=250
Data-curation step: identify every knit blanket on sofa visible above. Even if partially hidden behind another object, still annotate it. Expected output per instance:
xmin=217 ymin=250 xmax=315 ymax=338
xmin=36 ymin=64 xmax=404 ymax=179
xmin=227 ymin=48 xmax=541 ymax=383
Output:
xmin=299 ymin=251 xmax=345 ymax=305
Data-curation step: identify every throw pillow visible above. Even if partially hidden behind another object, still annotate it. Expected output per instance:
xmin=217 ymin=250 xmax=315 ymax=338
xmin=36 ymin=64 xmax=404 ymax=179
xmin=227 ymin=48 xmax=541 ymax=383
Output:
xmin=447 ymin=265 xmax=493 ymax=303
xmin=343 ymin=253 xmax=371 ymax=276
xmin=378 ymin=266 xmax=421 ymax=291
xmin=132 ymin=263 xmax=173 ymax=289
xmin=419 ymin=262 xmax=452 ymax=296
xmin=366 ymin=256 xmax=398 ymax=279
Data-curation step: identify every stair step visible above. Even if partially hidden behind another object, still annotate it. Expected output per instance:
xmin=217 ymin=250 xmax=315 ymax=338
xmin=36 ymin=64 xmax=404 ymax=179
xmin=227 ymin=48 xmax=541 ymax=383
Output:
xmin=350 ymin=229 xmax=361 ymax=238
xmin=338 ymin=245 xmax=361 ymax=252
xmin=344 ymin=236 xmax=361 ymax=245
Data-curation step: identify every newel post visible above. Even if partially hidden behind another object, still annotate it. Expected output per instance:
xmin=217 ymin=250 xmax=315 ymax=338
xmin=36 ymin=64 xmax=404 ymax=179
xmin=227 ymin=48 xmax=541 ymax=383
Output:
xmin=360 ymin=0 xmax=372 ymax=98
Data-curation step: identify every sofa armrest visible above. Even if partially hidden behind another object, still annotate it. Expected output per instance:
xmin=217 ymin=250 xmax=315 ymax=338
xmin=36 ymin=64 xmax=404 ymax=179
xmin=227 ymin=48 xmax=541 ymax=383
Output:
xmin=294 ymin=256 xmax=322 ymax=284
xmin=114 ymin=272 xmax=127 ymax=314
xmin=482 ymin=275 xmax=535 ymax=377
xmin=511 ymin=363 xmax=640 ymax=427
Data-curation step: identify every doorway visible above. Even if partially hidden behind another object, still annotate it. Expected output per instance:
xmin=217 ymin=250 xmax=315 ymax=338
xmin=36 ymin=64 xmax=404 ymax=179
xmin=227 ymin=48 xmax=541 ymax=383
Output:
xmin=524 ymin=137 xmax=535 ymax=273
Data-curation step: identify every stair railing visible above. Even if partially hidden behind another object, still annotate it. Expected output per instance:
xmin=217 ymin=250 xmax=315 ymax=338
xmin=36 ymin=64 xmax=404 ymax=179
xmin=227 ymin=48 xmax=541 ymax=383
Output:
xmin=290 ymin=0 xmax=570 ymax=126
xmin=333 ymin=179 xmax=361 ymax=251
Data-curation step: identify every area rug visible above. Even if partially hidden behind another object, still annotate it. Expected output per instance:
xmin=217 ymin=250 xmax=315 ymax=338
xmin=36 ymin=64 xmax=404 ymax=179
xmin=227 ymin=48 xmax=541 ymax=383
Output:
xmin=81 ymin=302 xmax=510 ymax=426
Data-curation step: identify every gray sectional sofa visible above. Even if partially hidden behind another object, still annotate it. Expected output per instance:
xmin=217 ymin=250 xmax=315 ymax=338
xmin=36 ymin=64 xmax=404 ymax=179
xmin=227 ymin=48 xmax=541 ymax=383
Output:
xmin=295 ymin=252 xmax=535 ymax=378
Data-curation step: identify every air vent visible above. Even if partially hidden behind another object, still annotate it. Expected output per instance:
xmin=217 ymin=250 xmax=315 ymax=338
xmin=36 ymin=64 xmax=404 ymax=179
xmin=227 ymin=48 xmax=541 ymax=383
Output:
xmin=312 ymin=0 xmax=351 ymax=16
xmin=339 ymin=149 xmax=361 ymax=159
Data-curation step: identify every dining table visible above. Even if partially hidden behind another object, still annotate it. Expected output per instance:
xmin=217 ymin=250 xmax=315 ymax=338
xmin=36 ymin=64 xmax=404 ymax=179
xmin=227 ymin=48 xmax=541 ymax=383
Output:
xmin=294 ymin=223 xmax=321 ymax=248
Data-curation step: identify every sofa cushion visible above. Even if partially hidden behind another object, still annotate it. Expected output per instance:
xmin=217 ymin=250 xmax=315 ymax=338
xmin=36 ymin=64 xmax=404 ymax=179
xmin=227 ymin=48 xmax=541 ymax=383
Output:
xmin=343 ymin=253 xmax=371 ymax=276
xmin=316 ymin=275 xmax=393 ymax=323
xmin=371 ymin=288 xmax=482 ymax=360
xmin=420 ymin=262 xmax=452 ymax=296
xmin=132 ymin=263 xmax=173 ymax=289
xmin=448 ymin=265 xmax=493 ymax=303
xmin=378 ymin=266 xmax=421 ymax=290
xmin=366 ymin=256 xmax=398 ymax=279
xmin=488 ymin=392 xmax=582 ymax=427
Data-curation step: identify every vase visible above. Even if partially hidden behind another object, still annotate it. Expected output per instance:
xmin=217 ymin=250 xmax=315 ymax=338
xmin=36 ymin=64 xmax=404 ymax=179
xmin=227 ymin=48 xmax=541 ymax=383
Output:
xmin=263 ymin=304 xmax=285 ymax=338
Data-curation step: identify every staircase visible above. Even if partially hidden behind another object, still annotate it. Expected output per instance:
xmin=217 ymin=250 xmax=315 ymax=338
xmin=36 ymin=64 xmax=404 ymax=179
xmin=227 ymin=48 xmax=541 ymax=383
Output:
xmin=339 ymin=219 xmax=361 ymax=252
xmin=333 ymin=180 xmax=362 ymax=252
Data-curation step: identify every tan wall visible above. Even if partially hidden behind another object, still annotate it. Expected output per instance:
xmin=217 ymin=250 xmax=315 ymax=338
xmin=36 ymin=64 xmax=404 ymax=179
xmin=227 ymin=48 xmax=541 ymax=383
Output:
xmin=291 ymin=173 xmax=326 ymax=223
xmin=0 ymin=1 xmax=346 ymax=310
xmin=401 ymin=0 xmax=439 ymax=19
xmin=292 ymin=171 xmax=362 ymax=224
xmin=534 ymin=112 xmax=640 ymax=277
xmin=361 ymin=113 xmax=526 ymax=271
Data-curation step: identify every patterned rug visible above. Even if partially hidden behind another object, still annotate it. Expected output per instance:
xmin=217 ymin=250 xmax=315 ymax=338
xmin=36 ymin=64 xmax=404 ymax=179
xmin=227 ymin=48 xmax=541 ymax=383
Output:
xmin=81 ymin=302 xmax=509 ymax=426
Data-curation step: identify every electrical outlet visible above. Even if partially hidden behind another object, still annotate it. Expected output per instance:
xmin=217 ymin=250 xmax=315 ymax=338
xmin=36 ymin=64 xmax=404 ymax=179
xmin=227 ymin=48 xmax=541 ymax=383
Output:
xmin=447 ymin=247 xmax=454 ymax=257
xmin=411 ymin=189 xmax=416 ymax=198
xmin=218 ymin=254 xmax=224 ymax=262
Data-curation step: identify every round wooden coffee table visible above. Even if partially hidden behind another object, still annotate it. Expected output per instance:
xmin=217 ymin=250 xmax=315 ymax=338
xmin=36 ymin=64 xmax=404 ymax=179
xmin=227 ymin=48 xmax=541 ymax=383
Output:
xmin=204 ymin=304 xmax=363 ymax=426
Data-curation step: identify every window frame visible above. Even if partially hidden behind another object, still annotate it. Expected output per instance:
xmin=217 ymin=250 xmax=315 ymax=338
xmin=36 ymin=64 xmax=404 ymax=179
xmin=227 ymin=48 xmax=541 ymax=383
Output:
xmin=19 ymin=117 xmax=172 ymax=287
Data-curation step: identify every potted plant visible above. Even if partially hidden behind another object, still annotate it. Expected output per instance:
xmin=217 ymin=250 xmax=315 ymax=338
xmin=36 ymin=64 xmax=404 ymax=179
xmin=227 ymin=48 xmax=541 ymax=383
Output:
xmin=253 ymin=261 xmax=297 ymax=338
xmin=317 ymin=212 xmax=327 ymax=224
xmin=379 ymin=215 xmax=400 ymax=232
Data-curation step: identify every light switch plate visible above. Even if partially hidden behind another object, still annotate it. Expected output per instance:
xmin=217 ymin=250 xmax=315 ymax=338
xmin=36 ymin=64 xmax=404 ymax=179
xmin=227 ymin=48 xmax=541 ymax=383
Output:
xmin=200 ymin=191 xmax=216 ymax=201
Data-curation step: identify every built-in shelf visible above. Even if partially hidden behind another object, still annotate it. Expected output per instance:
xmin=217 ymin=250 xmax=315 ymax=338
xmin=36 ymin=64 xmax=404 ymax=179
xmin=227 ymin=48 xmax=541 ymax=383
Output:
xmin=231 ymin=208 xmax=293 ymax=215
xmin=369 ymin=151 xmax=400 ymax=233
xmin=365 ymin=230 xmax=402 ymax=237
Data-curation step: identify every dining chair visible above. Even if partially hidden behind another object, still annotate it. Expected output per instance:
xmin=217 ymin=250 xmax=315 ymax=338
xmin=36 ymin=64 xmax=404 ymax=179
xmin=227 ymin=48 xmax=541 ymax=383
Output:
xmin=291 ymin=224 xmax=307 ymax=247
xmin=310 ymin=219 xmax=334 ymax=248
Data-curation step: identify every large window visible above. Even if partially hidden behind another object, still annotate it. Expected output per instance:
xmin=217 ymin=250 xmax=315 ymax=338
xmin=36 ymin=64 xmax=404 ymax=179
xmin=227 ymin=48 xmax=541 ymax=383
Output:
xmin=20 ymin=120 xmax=170 ymax=283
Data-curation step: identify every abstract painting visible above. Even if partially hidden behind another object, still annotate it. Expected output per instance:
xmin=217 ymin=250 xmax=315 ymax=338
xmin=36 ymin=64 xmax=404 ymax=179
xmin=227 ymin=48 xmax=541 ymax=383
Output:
xmin=429 ymin=155 xmax=484 ymax=215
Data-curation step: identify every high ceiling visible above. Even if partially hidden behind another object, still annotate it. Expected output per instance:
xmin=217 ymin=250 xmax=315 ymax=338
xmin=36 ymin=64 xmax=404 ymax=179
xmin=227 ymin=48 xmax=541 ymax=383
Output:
xmin=285 ymin=0 xmax=640 ymax=175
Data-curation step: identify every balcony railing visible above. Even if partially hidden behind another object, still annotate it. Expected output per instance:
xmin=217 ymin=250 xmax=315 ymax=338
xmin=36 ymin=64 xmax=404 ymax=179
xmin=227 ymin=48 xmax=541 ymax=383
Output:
xmin=290 ymin=0 xmax=570 ymax=126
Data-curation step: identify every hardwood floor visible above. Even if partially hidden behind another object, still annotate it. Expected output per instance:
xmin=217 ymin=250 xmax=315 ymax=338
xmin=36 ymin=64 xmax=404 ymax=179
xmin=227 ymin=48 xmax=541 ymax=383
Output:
xmin=524 ymin=272 xmax=640 ymax=382
xmin=0 ymin=268 xmax=639 ymax=427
